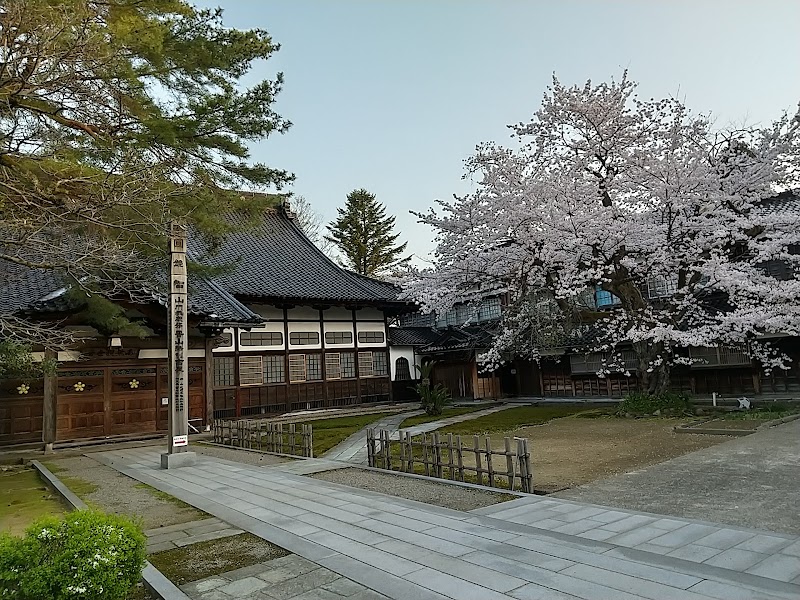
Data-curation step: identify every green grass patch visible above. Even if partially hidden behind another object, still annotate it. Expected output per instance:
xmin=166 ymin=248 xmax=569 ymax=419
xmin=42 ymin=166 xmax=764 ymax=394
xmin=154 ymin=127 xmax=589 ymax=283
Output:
xmin=148 ymin=532 xmax=288 ymax=585
xmin=311 ymin=412 xmax=394 ymax=456
xmin=42 ymin=461 xmax=99 ymax=500
xmin=399 ymin=406 xmax=486 ymax=428
xmin=0 ymin=468 xmax=68 ymax=536
xmin=133 ymin=483 xmax=197 ymax=511
xmin=438 ymin=405 xmax=604 ymax=436
xmin=617 ymin=391 xmax=692 ymax=417
xmin=715 ymin=405 xmax=799 ymax=421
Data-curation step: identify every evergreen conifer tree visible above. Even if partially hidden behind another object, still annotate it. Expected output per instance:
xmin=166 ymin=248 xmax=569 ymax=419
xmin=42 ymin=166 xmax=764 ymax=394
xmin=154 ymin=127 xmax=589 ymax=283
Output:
xmin=325 ymin=189 xmax=408 ymax=278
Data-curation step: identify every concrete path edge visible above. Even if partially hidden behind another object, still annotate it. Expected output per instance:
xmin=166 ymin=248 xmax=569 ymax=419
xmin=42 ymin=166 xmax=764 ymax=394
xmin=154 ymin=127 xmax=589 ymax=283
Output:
xmin=30 ymin=460 xmax=190 ymax=600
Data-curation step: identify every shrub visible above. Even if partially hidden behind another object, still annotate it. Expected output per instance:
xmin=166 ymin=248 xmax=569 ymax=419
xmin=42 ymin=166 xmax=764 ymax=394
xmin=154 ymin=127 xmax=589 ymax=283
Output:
xmin=414 ymin=362 xmax=452 ymax=416
xmin=415 ymin=382 xmax=452 ymax=416
xmin=0 ymin=511 xmax=146 ymax=600
xmin=617 ymin=391 xmax=692 ymax=417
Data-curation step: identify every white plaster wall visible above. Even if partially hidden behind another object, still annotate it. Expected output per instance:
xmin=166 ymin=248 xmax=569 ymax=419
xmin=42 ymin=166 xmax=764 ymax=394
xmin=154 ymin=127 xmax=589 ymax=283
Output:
xmin=287 ymin=305 xmax=320 ymax=320
xmin=237 ymin=323 xmax=285 ymax=351
xmin=249 ymin=304 xmax=284 ymax=320
xmin=323 ymin=307 xmax=352 ymax=321
xmin=389 ymin=346 xmax=418 ymax=380
xmin=355 ymin=307 xmax=384 ymax=321
xmin=287 ymin=321 xmax=322 ymax=350
xmin=355 ymin=321 xmax=387 ymax=348
xmin=323 ymin=322 xmax=355 ymax=348
xmin=211 ymin=327 xmax=235 ymax=353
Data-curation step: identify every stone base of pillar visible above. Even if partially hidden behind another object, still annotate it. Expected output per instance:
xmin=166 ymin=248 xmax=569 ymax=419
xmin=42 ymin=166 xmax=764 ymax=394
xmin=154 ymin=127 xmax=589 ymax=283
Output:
xmin=160 ymin=451 xmax=197 ymax=469
xmin=43 ymin=443 xmax=54 ymax=454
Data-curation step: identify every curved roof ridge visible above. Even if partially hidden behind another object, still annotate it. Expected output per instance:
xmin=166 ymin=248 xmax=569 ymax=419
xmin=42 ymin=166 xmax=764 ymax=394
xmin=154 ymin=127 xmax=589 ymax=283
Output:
xmin=279 ymin=209 xmax=389 ymax=300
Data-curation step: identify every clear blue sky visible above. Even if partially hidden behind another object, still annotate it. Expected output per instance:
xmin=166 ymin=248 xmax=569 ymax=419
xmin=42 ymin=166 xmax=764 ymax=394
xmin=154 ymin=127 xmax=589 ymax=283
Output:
xmin=198 ymin=0 xmax=800 ymax=263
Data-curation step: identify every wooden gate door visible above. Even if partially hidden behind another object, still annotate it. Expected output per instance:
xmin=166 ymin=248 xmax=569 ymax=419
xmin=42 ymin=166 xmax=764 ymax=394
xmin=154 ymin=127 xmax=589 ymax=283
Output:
xmin=433 ymin=362 xmax=473 ymax=399
xmin=108 ymin=366 xmax=158 ymax=435
xmin=57 ymin=368 xmax=106 ymax=441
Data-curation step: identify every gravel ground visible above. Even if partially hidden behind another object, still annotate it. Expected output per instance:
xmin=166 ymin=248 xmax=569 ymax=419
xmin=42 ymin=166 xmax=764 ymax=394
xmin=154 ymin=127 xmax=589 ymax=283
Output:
xmin=310 ymin=467 xmax=515 ymax=511
xmin=194 ymin=443 xmax=292 ymax=467
xmin=45 ymin=455 xmax=204 ymax=529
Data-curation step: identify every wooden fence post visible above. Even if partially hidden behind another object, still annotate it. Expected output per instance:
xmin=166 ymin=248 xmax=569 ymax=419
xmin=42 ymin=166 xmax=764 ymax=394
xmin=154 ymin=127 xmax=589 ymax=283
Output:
xmin=399 ymin=431 xmax=407 ymax=472
xmin=456 ymin=434 xmax=465 ymax=482
xmin=523 ymin=438 xmax=532 ymax=492
xmin=383 ymin=430 xmax=391 ymax=470
xmin=366 ymin=428 xmax=375 ymax=467
xmin=485 ymin=435 xmax=495 ymax=488
xmin=432 ymin=432 xmax=442 ymax=478
xmin=473 ymin=435 xmax=482 ymax=486
xmin=308 ymin=424 xmax=314 ymax=457
xmin=447 ymin=433 xmax=455 ymax=481
xmin=504 ymin=437 xmax=515 ymax=491
xmin=517 ymin=437 xmax=529 ymax=493
xmin=289 ymin=423 xmax=296 ymax=455
xmin=406 ymin=432 xmax=414 ymax=473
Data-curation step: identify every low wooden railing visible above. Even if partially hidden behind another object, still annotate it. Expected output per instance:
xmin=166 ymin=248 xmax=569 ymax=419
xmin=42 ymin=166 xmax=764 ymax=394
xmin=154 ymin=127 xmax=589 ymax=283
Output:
xmin=212 ymin=419 xmax=313 ymax=457
xmin=367 ymin=429 xmax=532 ymax=493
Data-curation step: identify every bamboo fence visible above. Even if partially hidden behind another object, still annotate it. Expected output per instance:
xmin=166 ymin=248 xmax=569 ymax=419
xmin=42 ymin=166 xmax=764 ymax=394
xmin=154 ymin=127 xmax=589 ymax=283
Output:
xmin=367 ymin=428 xmax=532 ymax=492
xmin=212 ymin=419 xmax=313 ymax=457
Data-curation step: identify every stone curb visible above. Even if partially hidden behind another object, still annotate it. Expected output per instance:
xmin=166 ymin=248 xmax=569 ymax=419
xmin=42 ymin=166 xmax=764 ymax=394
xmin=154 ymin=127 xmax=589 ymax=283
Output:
xmin=759 ymin=412 xmax=800 ymax=429
xmin=30 ymin=460 xmax=190 ymax=600
xmin=674 ymin=412 xmax=800 ymax=436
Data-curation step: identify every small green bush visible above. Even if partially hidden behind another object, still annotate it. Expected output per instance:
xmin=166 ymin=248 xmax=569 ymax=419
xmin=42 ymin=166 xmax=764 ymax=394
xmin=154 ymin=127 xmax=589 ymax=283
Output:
xmin=0 ymin=510 xmax=146 ymax=600
xmin=414 ymin=361 xmax=452 ymax=416
xmin=617 ymin=391 xmax=693 ymax=417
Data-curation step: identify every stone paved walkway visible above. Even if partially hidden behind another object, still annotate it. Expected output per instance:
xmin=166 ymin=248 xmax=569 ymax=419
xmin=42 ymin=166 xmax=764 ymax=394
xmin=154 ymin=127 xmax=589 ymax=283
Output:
xmin=145 ymin=517 xmax=243 ymax=553
xmin=94 ymin=447 xmax=800 ymax=600
xmin=322 ymin=404 xmax=514 ymax=465
xmin=322 ymin=411 xmax=422 ymax=463
xmin=181 ymin=554 xmax=389 ymax=599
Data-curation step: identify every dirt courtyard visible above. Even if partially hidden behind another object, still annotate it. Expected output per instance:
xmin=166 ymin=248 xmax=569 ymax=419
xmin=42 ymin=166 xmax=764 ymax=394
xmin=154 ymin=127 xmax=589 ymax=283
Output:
xmin=491 ymin=416 xmax=730 ymax=493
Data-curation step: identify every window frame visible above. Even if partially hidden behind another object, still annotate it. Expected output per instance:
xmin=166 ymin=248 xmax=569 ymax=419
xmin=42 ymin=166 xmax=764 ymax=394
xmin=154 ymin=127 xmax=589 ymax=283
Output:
xmin=240 ymin=331 xmax=283 ymax=347
xmin=289 ymin=331 xmax=320 ymax=346
xmin=238 ymin=355 xmax=264 ymax=386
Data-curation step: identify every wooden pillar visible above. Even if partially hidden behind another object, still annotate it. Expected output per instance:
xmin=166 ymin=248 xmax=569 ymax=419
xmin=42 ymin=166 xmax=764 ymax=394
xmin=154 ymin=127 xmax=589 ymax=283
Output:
xmin=352 ymin=308 xmax=361 ymax=404
xmin=42 ymin=349 xmax=58 ymax=453
xmin=204 ymin=336 xmax=214 ymax=428
xmin=283 ymin=307 xmax=290 ymax=412
xmin=384 ymin=313 xmax=393 ymax=402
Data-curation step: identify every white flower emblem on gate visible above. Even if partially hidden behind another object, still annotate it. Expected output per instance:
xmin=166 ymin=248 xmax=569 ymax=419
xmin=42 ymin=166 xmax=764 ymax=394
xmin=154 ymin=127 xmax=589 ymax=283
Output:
xmin=73 ymin=381 xmax=86 ymax=392
xmin=17 ymin=383 xmax=30 ymax=395
xmin=129 ymin=379 xmax=140 ymax=389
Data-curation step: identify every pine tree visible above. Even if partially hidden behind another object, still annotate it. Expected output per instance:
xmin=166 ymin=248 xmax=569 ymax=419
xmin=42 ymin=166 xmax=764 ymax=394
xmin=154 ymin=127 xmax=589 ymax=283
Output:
xmin=325 ymin=189 xmax=408 ymax=278
xmin=1 ymin=0 xmax=292 ymax=352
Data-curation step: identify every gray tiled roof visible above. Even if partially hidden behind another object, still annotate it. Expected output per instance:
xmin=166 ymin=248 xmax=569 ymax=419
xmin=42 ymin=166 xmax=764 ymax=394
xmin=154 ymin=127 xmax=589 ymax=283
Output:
xmin=0 ymin=261 xmax=66 ymax=314
xmin=190 ymin=208 xmax=406 ymax=304
xmin=1 ymin=262 xmax=261 ymax=325
xmin=388 ymin=327 xmax=441 ymax=346
xmin=758 ymin=189 xmax=800 ymax=216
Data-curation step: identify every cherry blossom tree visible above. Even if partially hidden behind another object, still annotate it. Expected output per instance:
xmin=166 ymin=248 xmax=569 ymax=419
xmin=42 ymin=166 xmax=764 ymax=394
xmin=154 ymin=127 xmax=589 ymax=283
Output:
xmin=404 ymin=73 xmax=799 ymax=394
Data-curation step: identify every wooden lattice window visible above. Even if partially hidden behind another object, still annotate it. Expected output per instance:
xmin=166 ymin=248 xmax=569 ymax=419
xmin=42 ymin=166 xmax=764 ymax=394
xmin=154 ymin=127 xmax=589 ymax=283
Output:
xmin=213 ymin=356 xmax=235 ymax=387
xmin=357 ymin=331 xmax=384 ymax=344
xmin=289 ymin=355 xmax=306 ymax=382
xmin=239 ymin=356 xmax=263 ymax=386
xmin=341 ymin=352 xmax=356 ymax=378
xmin=325 ymin=331 xmax=352 ymax=345
xmin=372 ymin=351 xmax=388 ymax=376
xmin=358 ymin=352 xmax=374 ymax=377
xmin=289 ymin=331 xmax=319 ymax=345
xmin=326 ymin=354 xmax=342 ymax=380
xmin=394 ymin=357 xmax=411 ymax=381
xmin=263 ymin=355 xmax=285 ymax=384
xmin=306 ymin=354 xmax=322 ymax=381
xmin=241 ymin=331 xmax=283 ymax=346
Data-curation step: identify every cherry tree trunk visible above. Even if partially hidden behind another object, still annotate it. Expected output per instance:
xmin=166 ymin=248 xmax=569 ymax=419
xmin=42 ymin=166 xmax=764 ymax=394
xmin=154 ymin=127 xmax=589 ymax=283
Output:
xmin=633 ymin=341 xmax=671 ymax=396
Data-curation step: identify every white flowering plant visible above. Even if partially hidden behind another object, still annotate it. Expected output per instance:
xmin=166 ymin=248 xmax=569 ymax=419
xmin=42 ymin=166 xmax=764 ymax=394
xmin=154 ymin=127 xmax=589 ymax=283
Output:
xmin=0 ymin=511 xmax=145 ymax=599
